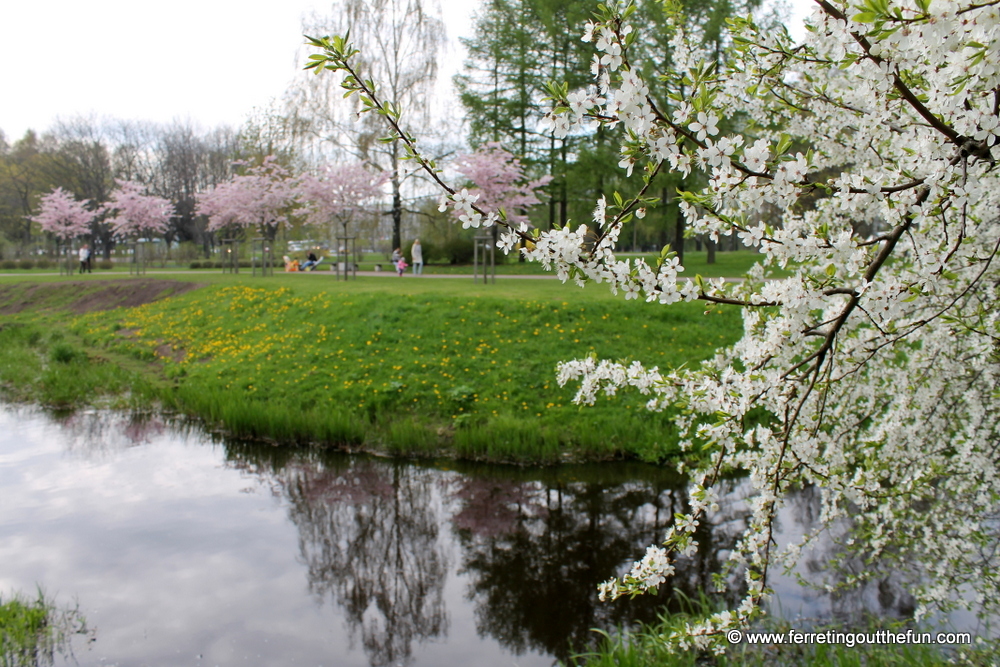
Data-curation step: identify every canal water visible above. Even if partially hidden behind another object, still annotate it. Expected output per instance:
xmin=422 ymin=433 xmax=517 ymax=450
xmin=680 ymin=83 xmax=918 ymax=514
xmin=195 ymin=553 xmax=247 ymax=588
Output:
xmin=0 ymin=404 xmax=939 ymax=666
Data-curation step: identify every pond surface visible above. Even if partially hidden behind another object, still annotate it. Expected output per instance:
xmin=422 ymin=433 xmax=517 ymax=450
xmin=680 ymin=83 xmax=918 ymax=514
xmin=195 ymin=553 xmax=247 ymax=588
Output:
xmin=0 ymin=404 xmax=942 ymax=666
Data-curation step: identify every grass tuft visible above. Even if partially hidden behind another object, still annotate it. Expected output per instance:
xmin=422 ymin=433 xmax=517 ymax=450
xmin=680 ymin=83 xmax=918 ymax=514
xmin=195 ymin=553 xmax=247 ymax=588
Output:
xmin=0 ymin=588 xmax=91 ymax=667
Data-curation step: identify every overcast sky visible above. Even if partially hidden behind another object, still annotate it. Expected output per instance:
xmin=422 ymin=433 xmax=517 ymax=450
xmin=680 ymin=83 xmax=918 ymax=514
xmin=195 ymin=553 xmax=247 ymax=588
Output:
xmin=1 ymin=0 xmax=809 ymax=143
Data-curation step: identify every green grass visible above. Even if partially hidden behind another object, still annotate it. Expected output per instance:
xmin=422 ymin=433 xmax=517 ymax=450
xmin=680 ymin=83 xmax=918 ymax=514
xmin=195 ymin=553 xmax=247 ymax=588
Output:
xmin=295 ymin=250 xmax=777 ymax=278
xmin=0 ymin=323 xmax=154 ymax=409
xmin=0 ymin=589 xmax=90 ymax=667
xmin=568 ymin=599 xmax=996 ymax=667
xmin=1 ymin=250 xmax=776 ymax=279
xmin=0 ymin=273 xmax=743 ymax=463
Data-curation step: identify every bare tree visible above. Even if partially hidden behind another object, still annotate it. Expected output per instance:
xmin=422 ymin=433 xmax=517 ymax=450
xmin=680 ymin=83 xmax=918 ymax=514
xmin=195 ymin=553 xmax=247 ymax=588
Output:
xmin=107 ymin=119 xmax=159 ymax=184
xmin=154 ymin=121 xmax=239 ymax=256
xmin=290 ymin=0 xmax=445 ymax=251
xmin=49 ymin=118 xmax=116 ymax=258
xmin=237 ymin=101 xmax=302 ymax=166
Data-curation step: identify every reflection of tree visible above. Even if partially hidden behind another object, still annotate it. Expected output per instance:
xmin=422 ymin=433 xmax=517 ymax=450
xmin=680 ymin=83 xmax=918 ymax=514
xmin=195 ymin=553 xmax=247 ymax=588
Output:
xmin=217 ymin=441 xmax=930 ymax=666
xmin=56 ymin=410 xmax=167 ymax=457
xmin=449 ymin=468 xmax=746 ymax=662
xmin=279 ymin=457 xmax=448 ymax=667
xmin=786 ymin=484 xmax=918 ymax=623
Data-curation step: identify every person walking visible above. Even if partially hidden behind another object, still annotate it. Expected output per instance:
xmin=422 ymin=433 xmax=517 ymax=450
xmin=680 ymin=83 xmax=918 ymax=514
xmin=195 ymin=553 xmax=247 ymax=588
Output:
xmin=411 ymin=239 xmax=423 ymax=276
xmin=78 ymin=244 xmax=91 ymax=274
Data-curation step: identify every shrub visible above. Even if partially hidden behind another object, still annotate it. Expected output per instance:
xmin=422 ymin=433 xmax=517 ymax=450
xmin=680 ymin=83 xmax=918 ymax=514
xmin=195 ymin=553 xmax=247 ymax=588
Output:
xmin=50 ymin=343 xmax=81 ymax=364
xmin=442 ymin=237 xmax=475 ymax=264
xmin=97 ymin=260 xmax=113 ymax=270
xmin=189 ymin=261 xmax=203 ymax=269
xmin=34 ymin=259 xmax=52 ymax=269
xmin=18 ymin=259 xmax=34 ymax=270
xmin=1 ymin=260 xmax=17 ymax=270
xmin=175 ymin=242 xmax=203 ymax=263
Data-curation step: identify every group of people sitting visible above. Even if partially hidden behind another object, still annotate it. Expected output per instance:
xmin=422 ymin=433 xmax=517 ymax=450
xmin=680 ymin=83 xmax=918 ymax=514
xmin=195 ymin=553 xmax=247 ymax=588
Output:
xmin=283 ymin=239 xmax=424 ymax=275
xmin=284 ymin=252 xmax=323 ymax=272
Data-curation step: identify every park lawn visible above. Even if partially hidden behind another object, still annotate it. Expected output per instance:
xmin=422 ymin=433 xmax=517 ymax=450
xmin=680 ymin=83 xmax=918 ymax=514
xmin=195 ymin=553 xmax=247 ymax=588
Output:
xmin=354 ymin=249 xmax=778 ymax=278
xmin=0 ymin=249 xmax=775 ymax=279
xmin=0 ymin=273 xmax=742 ymax=463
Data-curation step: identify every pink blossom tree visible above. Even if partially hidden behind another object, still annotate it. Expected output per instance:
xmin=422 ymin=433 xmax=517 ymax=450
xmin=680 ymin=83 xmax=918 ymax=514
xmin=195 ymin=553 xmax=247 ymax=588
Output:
xmin=30 ymin=187 xmax=93 ymax=241
xmin=297 ymin=162 xmax=388 ymax=231
xmin=195 ymin=155 xmax=298 ymax=241
xmin=448 ymin=143 xmax=552 ymax=228
xmin=101 ymin=180 xmax=175 ymax=239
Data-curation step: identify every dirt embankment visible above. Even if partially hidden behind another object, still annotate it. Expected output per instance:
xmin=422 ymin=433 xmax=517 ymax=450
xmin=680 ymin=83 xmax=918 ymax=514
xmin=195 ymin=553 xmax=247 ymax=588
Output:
xmin=0 ymin=279 xmax=202 ymax=316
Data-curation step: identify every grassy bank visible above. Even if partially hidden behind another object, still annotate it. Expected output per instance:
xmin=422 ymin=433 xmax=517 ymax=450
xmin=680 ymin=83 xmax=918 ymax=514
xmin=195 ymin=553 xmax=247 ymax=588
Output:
xmin=569 ymin=601 xmax=996 ymax=667
xmin=0 ymin=273 xmax=742 ymax=463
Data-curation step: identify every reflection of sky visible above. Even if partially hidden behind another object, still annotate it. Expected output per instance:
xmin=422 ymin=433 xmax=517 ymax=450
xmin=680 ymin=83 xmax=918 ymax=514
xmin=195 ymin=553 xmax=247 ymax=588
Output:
xmin=0 ymin=406 xmax=551 ymax=667
xmin=3 ymin=403 xmax=985 ymax=666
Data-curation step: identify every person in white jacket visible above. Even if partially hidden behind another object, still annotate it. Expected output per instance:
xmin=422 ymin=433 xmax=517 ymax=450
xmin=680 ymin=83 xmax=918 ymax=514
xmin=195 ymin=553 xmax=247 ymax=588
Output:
xmin=78 ymin=244 xmax=91 ymax=274
xmin=411 ymin=239 xmax=423 ymax=276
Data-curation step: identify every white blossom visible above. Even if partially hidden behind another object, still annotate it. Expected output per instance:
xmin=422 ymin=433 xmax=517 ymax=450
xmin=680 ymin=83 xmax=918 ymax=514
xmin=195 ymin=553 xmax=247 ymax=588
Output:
xmin=315 ymin=0 xmax=1000 ymax=654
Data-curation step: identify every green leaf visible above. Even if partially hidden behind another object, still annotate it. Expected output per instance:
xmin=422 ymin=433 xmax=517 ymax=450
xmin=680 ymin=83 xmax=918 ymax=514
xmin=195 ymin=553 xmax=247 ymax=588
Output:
xmin=775 ymin=133 xmax=793 ymax=155
xmin=853 ymin=11 xmax=878 ymax=23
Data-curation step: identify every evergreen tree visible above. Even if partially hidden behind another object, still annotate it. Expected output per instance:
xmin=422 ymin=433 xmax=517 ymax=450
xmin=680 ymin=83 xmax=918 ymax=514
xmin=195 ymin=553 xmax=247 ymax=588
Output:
xmin=455 ymin=0 xmax=597 ymax=230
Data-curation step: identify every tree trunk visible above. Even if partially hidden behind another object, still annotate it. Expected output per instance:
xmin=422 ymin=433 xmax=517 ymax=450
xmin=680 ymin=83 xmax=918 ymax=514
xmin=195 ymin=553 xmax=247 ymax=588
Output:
xmin=559 ymin=141 xmax=568 ymax=226
xmin=673 ymin=202 xmax=685 ymax=266
xmin=391 ymin=140 xmax=402 ymax=252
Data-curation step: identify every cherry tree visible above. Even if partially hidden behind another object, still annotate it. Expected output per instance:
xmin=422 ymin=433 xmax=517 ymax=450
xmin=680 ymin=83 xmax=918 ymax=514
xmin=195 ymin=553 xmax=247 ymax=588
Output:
xmin=195 ymin=155 xmax=298 ymax=240
xmin=309 ymin=0 xmax=1000 ymax=651
xmin=446 ymin=143 xmax=552 ymax=228
xmin=297 ymin=162 xmax=388 ymax=231
xmin=101 ymin=179 xmax=175 ymax=238
xmin=30 ymin=187 xmax=93 ymax=241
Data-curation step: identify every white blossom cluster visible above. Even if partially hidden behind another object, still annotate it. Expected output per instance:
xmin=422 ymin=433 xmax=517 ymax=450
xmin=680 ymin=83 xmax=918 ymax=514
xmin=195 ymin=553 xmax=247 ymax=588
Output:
xmin=437 ymin=188 xmax=499 ymax=230
xmin=422 ymin=0 xmax=1000 ymax=652
xmin=311 ymin=0 xmax=999 ymax=651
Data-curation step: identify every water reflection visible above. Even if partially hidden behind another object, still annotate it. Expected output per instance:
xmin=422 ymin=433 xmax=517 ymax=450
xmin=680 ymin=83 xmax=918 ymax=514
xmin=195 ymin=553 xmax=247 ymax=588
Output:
xmin=2 ymin=406 xmax=979 ymax=667
xmin=49 ymin=409 xmax=169 ymax=457
xmin=451 ymin=473 xmax=677 ymax=660
xmin=222 ymin=442 xmax=958 ymax=665
xmin=779 ymin=484 xmax=920 ymax=624
xmin=283 ymin=459 xmax=448 ymax=667
xmin=219 ymin=443 xmax=762 ymax=665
